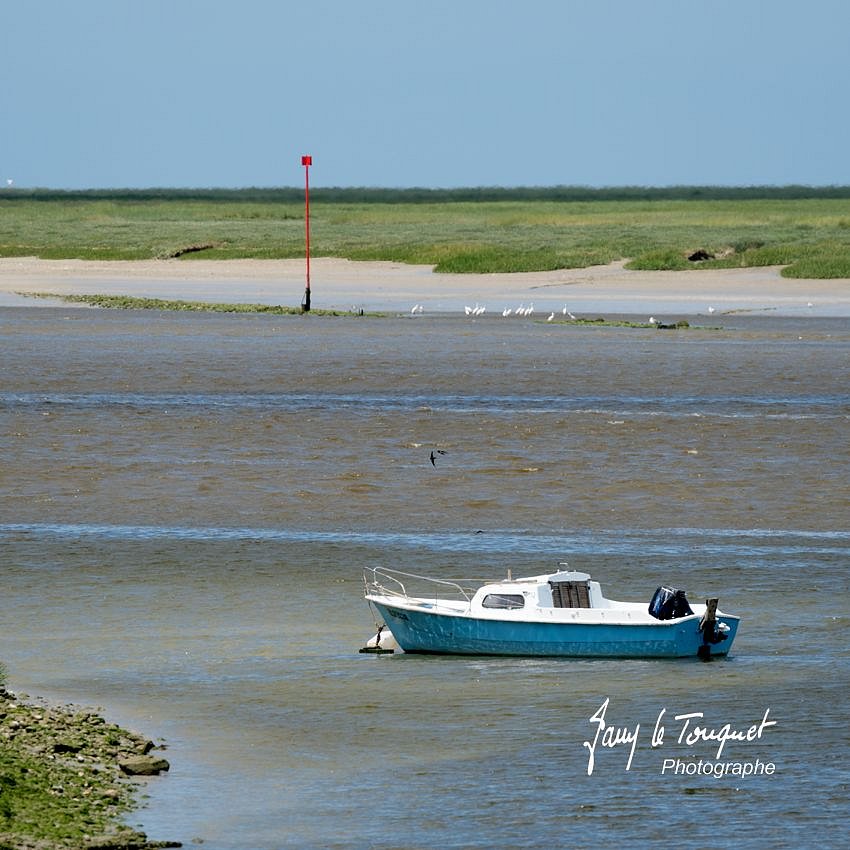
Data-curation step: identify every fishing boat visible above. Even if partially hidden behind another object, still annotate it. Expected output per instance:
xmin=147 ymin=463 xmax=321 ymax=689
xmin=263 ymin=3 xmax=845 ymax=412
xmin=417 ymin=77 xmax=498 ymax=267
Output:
xmin=361 ymin=565 xmax=739 ymax=659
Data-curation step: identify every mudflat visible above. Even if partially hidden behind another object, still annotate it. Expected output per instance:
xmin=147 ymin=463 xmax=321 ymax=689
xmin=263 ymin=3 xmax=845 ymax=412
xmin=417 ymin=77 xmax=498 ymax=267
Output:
xmin=1 ymin=256 xmax=848 ymax=316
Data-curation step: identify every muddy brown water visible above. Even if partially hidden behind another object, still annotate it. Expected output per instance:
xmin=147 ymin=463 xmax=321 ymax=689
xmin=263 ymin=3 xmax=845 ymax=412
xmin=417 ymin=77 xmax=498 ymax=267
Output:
xmin=1 ymin=306 xmax=848 ymax=848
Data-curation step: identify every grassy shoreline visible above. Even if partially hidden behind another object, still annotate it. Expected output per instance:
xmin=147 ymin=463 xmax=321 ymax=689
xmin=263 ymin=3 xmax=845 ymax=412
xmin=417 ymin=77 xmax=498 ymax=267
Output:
xmin=2 ymin=187 xmax=850 ymax=278
xmin=0 ymin=686 xmax=178 ymax=850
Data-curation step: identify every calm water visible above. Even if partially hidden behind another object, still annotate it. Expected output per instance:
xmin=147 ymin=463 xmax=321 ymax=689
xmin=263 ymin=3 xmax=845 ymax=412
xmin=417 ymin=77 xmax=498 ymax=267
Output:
xmin=1 ymin=306 xmax=849 ymax=848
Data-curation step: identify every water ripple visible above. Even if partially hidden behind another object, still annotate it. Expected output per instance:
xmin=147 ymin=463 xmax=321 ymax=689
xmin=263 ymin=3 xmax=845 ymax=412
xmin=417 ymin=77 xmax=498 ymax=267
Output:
xmin=2 ymin=390 xmax=848 ymax=419
xmin=3 ymin=522 xmax=848 ymax=558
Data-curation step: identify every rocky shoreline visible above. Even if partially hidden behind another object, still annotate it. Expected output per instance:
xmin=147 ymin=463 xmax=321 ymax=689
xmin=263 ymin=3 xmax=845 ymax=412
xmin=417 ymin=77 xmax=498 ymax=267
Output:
xmin=0 ymin=688 xmax=179 ymax=850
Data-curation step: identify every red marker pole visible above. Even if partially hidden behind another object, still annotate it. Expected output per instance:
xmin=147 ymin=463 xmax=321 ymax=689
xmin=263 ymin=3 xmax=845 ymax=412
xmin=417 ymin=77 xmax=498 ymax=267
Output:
xmin=301 ymin=155 xmax=312 ymax=312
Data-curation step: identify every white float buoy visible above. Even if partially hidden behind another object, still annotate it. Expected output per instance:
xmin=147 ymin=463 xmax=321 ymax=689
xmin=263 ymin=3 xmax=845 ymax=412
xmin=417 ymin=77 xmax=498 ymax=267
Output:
xmin=359 ymin=624 xmax=400 ymax=654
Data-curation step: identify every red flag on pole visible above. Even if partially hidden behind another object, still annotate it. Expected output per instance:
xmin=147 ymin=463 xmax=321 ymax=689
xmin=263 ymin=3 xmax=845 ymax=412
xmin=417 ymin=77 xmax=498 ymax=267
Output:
xmin=301 ymin=155 xmax=312 ymax=311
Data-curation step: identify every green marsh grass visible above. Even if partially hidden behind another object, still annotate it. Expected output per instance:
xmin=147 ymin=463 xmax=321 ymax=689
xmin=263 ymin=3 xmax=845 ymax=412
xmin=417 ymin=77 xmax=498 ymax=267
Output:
xmin=3 ymin=187 xmax=850 ymax=277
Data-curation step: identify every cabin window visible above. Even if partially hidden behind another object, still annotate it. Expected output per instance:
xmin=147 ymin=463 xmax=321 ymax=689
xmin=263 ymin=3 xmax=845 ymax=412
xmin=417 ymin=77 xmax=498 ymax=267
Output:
xmin=482 ymin=593 xmax=525 ymax=610
xmin=550 ymin=581 xmax=591 ymax=608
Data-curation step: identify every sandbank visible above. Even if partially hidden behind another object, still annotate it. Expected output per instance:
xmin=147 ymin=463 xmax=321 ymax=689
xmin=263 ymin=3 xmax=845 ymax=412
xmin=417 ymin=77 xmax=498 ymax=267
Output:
xmin=1 ymin=256 xmax=848 ymax=317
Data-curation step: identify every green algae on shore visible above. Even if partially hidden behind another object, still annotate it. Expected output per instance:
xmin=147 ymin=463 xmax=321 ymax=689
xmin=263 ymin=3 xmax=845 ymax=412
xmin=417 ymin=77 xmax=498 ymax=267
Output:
xmin=0 ymin=688 xmax=179 ymax=850
xmin=19 ymin=292 xmax=383 ymax=317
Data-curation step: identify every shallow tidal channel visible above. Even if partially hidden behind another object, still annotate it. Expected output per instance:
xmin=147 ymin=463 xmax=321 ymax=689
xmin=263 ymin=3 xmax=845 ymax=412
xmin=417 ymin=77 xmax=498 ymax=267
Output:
xmin=1 ymin=306 xmax=848 ymax=848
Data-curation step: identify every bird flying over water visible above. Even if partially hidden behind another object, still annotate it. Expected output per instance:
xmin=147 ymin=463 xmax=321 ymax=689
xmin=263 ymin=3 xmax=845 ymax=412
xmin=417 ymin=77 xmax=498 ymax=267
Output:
xmin=430 ymin=449 xmax=447 ymax=466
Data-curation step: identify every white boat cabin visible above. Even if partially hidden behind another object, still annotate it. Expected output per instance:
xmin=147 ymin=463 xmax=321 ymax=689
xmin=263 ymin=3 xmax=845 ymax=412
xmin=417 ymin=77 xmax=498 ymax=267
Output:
xmin=470 ymin=569 xmax=612 ymax=612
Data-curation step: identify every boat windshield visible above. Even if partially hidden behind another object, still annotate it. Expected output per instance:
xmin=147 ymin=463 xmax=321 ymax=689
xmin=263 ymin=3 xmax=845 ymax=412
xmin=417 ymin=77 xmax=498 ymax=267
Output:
xmin=481 ymin=593 xmax=525 ymax=610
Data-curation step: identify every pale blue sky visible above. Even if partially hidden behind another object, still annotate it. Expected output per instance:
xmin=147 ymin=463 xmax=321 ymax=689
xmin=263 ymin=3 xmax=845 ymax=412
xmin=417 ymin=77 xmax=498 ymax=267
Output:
xmin=2 ymin=0 xmax=848 ymax=189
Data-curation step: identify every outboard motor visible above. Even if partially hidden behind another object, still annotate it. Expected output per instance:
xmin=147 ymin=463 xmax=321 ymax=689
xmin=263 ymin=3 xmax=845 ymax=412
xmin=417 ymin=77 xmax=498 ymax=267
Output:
xmin=648 ymin=586 xmax=694 ymax=620
xmin=697 ymin=597 xmax=731 ymax=660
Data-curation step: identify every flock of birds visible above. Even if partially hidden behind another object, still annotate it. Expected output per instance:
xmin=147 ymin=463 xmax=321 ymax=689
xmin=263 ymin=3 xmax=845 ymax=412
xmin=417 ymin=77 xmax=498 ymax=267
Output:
xmin=463 ymin=302 xmax=549 ymax=318
xmin=410 ymin=302 xmax=815 ymax=320
xmin=411 ymin=302 xmax=580 ymax=320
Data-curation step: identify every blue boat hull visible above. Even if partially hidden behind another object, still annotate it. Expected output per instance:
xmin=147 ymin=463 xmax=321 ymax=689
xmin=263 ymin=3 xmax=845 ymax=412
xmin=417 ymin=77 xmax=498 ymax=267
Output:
xmin=371 ymin=602 xmax=739 ymax=658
